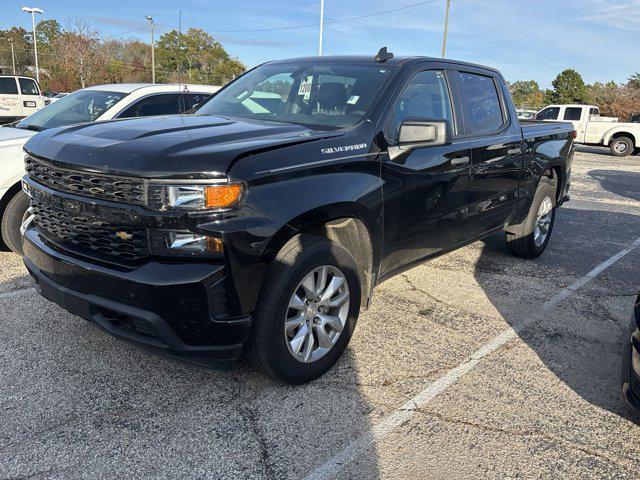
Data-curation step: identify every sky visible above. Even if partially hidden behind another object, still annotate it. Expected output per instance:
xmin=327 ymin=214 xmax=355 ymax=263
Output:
xmin=2 ymin=0 xmax=639 ymax=88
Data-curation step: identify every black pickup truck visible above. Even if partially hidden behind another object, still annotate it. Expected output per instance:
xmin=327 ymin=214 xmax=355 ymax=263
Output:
xmin=21 ymin=51 xmax=574 ymax=383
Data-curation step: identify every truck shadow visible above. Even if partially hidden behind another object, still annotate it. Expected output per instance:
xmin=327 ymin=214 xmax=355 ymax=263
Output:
xmin=473 ymin=207 xmax=640 ymax=423
xmin=0 ymin=266 xmax=378 ymax=479
xmin=588 ymin=169 xmax=640 ymax=202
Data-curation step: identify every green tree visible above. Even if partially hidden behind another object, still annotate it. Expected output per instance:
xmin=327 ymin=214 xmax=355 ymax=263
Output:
xmin=0 ymin=27 xmax=31 ymax=74
xmin=156 ymin=28 xmax=244 ymax=84
xmin=549 ymin=69 xmax=589 ymax=104
xmin=627 ymin=73 xmax=640 ymax=89
xmin=509 ymin=80 xmax=544 ymax=109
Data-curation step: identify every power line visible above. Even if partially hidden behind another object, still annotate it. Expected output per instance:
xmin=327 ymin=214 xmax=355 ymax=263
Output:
xmin=155 ymin=0 xmax=438 ymax=33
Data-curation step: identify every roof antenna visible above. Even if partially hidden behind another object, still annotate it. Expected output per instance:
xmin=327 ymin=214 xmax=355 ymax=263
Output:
xmin=374 ymin=47 xmax=393 ymax=63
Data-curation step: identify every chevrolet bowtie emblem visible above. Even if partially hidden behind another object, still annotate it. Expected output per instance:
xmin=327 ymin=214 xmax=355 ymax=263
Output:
xmin=115 ymin=231 xmax=133 ymax=241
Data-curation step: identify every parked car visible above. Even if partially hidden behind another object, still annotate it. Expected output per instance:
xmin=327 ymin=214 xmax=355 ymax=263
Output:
xmin=21 ymin=51 xmax=574 ymax=383
xmin=0 ymin=75 xmax=46 ymax=124
xmin=535 ymin=104 xmax=640 ymax=156
xmin=622 ymin=292 xmax=640 ymax=415
xmin=0 ymin=83 xmax=220 ymax=254
xmin=48 ymin=92 xmax=69 ymax=103
xmin=629 ymin=113 xmax=640 ymax=124
xmin=516 ymin=108 xmax=537 ymax=120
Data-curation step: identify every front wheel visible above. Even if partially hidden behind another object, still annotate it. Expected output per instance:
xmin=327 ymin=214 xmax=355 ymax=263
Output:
xmin=610 ymin=136 xmax=634 ymax=157
xmin=505 ymin=177 xmax=557 ymax=259
xmin=246 ymin=234 xmax=361 ymax=384
xmin=1 ymin=190 xmax=30 ymax=255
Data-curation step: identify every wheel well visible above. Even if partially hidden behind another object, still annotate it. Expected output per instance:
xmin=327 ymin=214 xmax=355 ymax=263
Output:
xmin=543 ymin=167 xmax=564 ymax=203
xmin=299 ymin=217 xmax=374 ymax=308
xmin=0 ymin=181 xmax=23 ymax=251
xmin=611 ymin=132 xmax=636 ymax=147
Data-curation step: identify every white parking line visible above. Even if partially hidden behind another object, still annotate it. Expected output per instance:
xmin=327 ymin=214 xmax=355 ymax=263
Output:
xmin=0 ymin=287 xmax=35 ymax=300
xmin=305 ymin=237 xmax=640 ymax=480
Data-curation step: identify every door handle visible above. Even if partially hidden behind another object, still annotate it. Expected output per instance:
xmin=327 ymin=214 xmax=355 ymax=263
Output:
xmin=451 ymin=156 xmax=470 ymax=166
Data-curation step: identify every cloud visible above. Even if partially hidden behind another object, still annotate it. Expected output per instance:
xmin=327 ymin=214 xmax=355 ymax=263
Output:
xmin=575 ymin=0 xmax=640 ymax=29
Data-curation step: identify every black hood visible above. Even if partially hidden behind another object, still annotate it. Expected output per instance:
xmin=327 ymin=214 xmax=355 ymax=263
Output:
xmin=24 ymin=114 xmax=343 ymax=179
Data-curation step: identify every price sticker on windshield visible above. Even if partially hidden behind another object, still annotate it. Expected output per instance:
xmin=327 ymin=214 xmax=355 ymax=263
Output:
xmin=298 ymin=76 xmax=313 ymax=100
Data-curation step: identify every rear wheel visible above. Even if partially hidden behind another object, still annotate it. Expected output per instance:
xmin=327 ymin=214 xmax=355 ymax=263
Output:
xmin=246 ymin=234 xmax=361 ymax=384
xmin=1 ymin=190 xmax=30 ymax=255
xmin=610 ymin=136 xmax=634 ymax=157
xmin=505 ymin=176 xmax=556 ymax=259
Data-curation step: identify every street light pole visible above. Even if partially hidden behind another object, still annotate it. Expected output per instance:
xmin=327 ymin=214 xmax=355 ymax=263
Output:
xmin=8 ymin=38 xmax=16 ymax=75
xmin=441 ymin=0 xmax=451 ymax=58
xmin=145 ymin=16 xmax=155 ymax=84
xmin=318 ymin=0 xmax=324 ymax=56
xmin=21 ymin=6 xmax=43 ymax=83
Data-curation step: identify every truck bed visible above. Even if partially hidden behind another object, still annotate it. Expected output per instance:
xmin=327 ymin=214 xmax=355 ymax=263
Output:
xmin=519 ymin=120 xmax=574 ymax=140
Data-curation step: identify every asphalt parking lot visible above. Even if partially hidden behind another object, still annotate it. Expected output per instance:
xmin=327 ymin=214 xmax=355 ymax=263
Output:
xmin=1 ymin=147 xmax=640 ymax=479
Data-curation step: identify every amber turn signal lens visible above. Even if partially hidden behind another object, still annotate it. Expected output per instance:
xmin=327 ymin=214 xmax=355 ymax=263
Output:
xmin=204 ymin=184 xmax=243 ymax=209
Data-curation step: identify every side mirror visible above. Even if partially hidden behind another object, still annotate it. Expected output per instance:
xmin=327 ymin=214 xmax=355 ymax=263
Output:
xmin=398 ymin=118 xmax=449 ymax=150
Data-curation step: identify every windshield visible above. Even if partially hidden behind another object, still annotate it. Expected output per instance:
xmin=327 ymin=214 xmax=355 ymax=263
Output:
xmin=197 ymin=63 xmax=396 ymax=129
xmin=16 ymin=89 xmax=127 ymax=131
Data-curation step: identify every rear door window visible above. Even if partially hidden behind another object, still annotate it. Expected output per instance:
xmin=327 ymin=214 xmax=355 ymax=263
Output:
xmin=536 ymin=107 xmax=560 ymax=120
xmin=563 ymin=107 xmax=582 ymax=121
xmin=457 ymin=72 xmax=504 ymax=134
xmin=18 ymin=78 xmax=39 ymax=95
xmin=0 ymin=78 xmax=18 ymax=94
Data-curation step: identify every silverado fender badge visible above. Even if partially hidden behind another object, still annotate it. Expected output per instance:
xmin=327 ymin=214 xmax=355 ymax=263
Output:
xmin=321 ymin=143 xmax=368 ymax=155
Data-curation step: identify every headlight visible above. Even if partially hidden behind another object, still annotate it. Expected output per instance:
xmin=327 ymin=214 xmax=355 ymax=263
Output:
xmin=149 ymin=230 xmax=224 ymax=257
xmin=147 ymin=182 xmax=245 ymax=211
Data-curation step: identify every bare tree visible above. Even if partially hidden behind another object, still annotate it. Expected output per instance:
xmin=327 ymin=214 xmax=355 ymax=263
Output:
xmin=54 ymin=20 xmax=102 ymax=89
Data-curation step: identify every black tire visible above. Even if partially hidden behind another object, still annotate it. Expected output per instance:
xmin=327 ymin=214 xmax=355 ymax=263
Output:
xmin=610 ymin=136 xmax=634 ymax=157
xmin=633 ymin=148 xmax=640 ymax=156
xmin=246 ymin=234 xmax=361 ymax=384
xmin=505 ymin=176 xmax=556 ymax=259
xmin=0 ymin=190 xmax=30 ymax=255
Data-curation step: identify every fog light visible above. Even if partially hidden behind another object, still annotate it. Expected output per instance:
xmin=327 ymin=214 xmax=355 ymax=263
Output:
xmin=149 ymin=230 xmax=223 ymax=257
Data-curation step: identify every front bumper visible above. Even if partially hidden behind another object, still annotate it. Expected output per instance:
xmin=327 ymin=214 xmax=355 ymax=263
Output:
xmin=23 ymin=227 xmax=252 ymax=369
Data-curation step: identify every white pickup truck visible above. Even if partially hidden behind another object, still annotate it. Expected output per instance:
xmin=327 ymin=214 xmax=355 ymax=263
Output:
xmin=536 ymin=104 xmax=640 ymax=157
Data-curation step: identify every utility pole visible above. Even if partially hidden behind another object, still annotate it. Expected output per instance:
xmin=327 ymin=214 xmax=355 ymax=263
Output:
xmin=441 ymin=0 xmax=451 ymax=58
xmin=146 ymin=16 xmax=155 ymax=84
xmin=8 ymin=38 xmax=16 ymax=75
xmin=318 ymin=0 xmax=325 ymax=56
xmin=21 ymin=6 xmax=43 ymax=83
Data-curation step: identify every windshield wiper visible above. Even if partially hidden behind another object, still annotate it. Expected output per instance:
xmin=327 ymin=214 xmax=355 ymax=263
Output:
xmin=18 ymin=124 xmax=44 ymax=132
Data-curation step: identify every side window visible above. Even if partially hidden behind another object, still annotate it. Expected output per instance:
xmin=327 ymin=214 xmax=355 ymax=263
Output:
xmin=589 ymin=107 xmax=600 ymax=117
xmin=0 ymin=78 xmax=19 ymax=94
xmin=536 ymin=107 xmax=560 ymax=120
xmin=187 ymin=93 xmax=212 ymax=110
xmin=457 ymin=72 xmax=504 ymax=134
xmin=18 ymin=78 xmax=39 ymax=95
xmin=118 ymin=94 xmax=182 ymax=118
xmin=563 ymin=107 xmax=582 ymax=121
xmin=386 ymin=70 xmax=453 ymax=140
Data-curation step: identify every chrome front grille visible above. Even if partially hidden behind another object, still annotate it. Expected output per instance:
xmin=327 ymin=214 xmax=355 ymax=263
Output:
xmin=25 ymin=156 xmax=145 ymax=206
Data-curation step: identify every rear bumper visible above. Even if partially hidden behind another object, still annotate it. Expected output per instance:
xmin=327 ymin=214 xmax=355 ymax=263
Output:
xmin=23 ymin=228 xmax=252 ymax=369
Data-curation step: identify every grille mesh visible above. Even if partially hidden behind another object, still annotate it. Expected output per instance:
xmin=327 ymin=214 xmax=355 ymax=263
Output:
xmin=32 ymin=202 xmax=149 ymax=261
xmin=25 ymin=156 xmax=145 ymax=205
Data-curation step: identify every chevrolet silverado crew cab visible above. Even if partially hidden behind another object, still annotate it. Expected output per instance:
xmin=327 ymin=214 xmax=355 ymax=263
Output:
xmin=536 ymin=104 xmax=640 ymax=157
xmin=21 ymin=50 xmax=574 ymax=383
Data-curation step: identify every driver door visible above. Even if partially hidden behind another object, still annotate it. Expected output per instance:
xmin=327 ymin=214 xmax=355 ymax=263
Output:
xmin=380 ymin=69 xmax=472 ymax=277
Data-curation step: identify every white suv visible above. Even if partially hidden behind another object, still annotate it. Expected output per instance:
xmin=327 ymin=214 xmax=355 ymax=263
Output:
xmin=0 ymin=83 xmax=220 ymax=254
xmin=0 ymin=75 xmax=47 ymax=124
